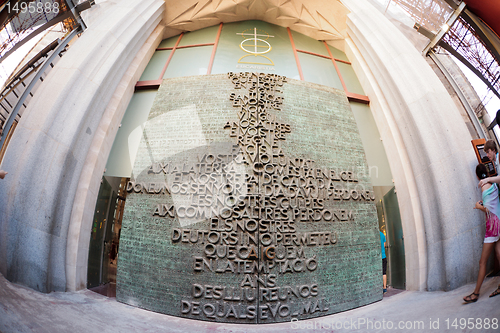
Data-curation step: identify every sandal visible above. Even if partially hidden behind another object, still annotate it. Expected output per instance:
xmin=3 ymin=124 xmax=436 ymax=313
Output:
xmin=489 ymin=286 xmax=500 ymax=298
xmin=463 ymin=292 xmax=479 ymax=303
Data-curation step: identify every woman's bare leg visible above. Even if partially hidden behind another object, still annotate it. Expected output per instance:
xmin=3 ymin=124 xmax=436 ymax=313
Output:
xmin=495 ymin=241 xmax=500 ymax=266
xmin=490 ymin=241 xmax=500 ymax=297
xmin=473 ymin=243 xmax=495 ymax=294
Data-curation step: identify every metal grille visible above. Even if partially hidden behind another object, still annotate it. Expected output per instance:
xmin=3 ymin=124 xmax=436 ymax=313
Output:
xmin=0 ymin=1 xmax=72 ymax=59
xmin=0 ymin=39 xmax=65 ymax=131
xmin=391 ymin=0 xmax=454 ymax=33
xmin=384 ymin=0 xmax=500 ymax=103
xmin=442 ymin=16 xmax=500 ymax=95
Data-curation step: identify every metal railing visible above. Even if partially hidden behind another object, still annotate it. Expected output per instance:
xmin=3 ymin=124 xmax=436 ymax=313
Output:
xmin=0 ymin=0 xmax=93 ymax=158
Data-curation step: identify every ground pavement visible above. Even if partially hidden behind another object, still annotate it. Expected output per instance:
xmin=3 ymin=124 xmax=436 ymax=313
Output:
xmin=1 ymin=274 xmax=499 ymax=333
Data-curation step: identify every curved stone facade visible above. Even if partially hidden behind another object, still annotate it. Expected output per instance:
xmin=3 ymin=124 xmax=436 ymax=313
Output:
xmin=0 ymin=0 xmax=483 ymax=308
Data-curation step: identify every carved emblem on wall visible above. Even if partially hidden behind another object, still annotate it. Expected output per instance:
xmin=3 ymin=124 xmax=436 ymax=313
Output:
xmin=237 ymin=28 xmax=275 ymax=66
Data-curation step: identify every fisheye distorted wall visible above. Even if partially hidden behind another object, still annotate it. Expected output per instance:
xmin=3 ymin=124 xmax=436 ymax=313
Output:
xmin=93 ymin=20 xmax=394 ymax=323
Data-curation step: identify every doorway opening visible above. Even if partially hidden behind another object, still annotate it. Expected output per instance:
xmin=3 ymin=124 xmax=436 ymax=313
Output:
xmin=375 ymin=186 xmax=406 ymax=295
xmin=87 ymin=176 xmax=128 ymax=297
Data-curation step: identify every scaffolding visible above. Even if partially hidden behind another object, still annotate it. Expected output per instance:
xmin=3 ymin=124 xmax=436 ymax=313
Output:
xmin=385 ymin=0 xmax=500 ymax=104
xmin=390 ymin=0 xmax=455 ymax=33
xmin=441 ymin=16 xmax=500 ymax=99
xmin=0 ymin=1 xmax=78 ymax=62
xmin=0 ymin=0 xmax=92 ymax=154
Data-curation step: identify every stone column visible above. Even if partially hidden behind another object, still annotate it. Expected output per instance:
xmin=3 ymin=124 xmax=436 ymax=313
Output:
xmin=0 ymin=0 xmax=165 ymax=292
xmin=342 ymin=0 xmax=483 ymax=291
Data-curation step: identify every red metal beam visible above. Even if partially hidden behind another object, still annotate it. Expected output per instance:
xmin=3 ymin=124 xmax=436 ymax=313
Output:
xmin=323 ymin=41 xmax=369 ymax=104
xmin=335 ymin=58 xmax=351 ymax=65
xmin=296 ymin=49 xmax=331 ymax=59
xmin=134 ymin=79 xmax=162 ymax=91
xmin=157 ymin=43 xmax=215 ymax=51
xmin=324 ymin=41 xmax=347 ymax=92
xmin=207 ymin=23 xmax=223 ymax=75
xmin=158 ymin=33 xmax=184 ymax=80
xmin=347 ymin=92 xmax=370 ymax=104
xmin=287 ymin=28 xmax=304 ymax=81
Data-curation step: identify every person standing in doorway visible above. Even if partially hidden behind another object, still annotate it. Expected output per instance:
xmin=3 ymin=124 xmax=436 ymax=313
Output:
xmin=464 ymin=164 xmax=500 ymax=302
xmin=380 ymin=230 xmax=387 ymax=294
xmin=477 ymin=141 xmax=500 ymax=297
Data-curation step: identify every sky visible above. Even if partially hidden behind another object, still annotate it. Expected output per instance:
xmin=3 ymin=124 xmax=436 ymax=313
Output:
xmin=372 ymin=0 xmax=500 ymax=125
xmin=0 ymin=27 xmax=43 ymax=88
xmin=454 ymin=59 xmax=500 ymax=119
